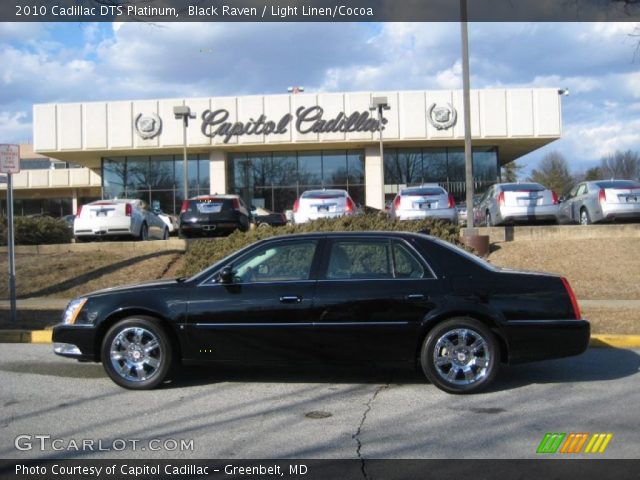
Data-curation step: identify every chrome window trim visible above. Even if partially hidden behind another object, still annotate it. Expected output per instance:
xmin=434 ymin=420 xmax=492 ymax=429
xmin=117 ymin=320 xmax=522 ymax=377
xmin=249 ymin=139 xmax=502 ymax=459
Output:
xmin=193 ymin=321 xmax=410 ymax=328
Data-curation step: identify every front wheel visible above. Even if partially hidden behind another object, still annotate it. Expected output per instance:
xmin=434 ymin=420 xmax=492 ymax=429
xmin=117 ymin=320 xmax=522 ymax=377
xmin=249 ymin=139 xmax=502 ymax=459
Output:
xmin=420 ymin=317 xmax=499 ymax=394
xmin=138 ymin=223 xmax=149 ymax=241
xmin=101 ymin=317 xmax=172 ymax=389
xmin=485 ymin=212 xmax=493 ymax=227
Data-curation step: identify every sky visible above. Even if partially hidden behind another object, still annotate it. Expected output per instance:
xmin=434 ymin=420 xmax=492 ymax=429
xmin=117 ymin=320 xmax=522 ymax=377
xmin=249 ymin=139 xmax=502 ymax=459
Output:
xmin=0 ymin=21 xmax=639 ymax=177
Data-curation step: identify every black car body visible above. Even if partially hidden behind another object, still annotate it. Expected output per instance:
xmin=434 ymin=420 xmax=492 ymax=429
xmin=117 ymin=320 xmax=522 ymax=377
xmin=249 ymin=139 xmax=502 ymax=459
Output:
xmin=251 ymin=207 xmax=287 ymax=228
xmin=53 ymin=232 xmax=589 ymax=394
xmin=179 ymin=195 xmax=251 ymax=237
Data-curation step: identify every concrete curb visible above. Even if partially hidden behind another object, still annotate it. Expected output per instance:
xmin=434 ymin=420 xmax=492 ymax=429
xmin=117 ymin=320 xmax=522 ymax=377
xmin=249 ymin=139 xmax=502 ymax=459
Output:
xmin=0 ymin=330 xmax=639 ymax=348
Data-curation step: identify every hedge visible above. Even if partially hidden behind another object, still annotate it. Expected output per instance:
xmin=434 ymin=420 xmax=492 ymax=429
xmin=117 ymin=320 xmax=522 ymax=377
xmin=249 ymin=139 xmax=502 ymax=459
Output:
xmin=0 ymin=216 xmax=73 ymax=246
xmin=178 ymin=214 xmax=466 ymax=277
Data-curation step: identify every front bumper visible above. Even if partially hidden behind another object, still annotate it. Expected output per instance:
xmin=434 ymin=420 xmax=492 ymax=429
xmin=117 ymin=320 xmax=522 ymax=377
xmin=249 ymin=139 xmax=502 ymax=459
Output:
xmin=52 ymin=324 xmax=98 ymax=361
xmin=501 ymin=319 xmax=590 ymax=364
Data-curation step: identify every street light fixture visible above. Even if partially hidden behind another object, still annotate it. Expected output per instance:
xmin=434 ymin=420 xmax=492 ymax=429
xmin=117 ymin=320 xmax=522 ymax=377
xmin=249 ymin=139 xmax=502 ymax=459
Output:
xmin=370 ymin=96 xmax=391 ymax=209
xmin=287 ymin=86 xmax=305 ymax=94
xmin=174 ymin=105 xmax=196 ymax=203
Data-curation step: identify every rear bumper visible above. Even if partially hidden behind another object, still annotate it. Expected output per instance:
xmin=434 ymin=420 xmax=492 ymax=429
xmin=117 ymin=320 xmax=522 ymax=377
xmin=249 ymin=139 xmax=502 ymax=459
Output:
xmin=74 ymin=219 xmax=134 ymax=237
xmin=293 ymin=211 xmax=350 ymax=224
xmin=396 ymin=208 xmax=458 ymax=222
xmin=601 ymin=203 xmax=640 ymax=221
xmin=498 ymin=204 xmax=559 ymax=223
xmin=52 ymin=324 xmax=98 ymax=361
xmin=501 ymin=319 xmax=590 ymax=364
xmin=179 ymin=221 xmax=240 ymax=236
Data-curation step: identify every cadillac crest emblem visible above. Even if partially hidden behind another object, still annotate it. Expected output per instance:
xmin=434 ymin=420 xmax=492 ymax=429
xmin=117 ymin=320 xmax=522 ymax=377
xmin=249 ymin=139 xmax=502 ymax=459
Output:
xmin=135 ymin=113 xmax=162 ymax=139
xmin=427 ymin=103 xmax=457 ymax=130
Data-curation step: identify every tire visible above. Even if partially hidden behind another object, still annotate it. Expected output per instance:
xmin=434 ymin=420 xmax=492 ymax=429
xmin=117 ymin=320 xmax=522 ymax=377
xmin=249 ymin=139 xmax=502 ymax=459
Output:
xmin=485 ymin=212 xmax=493 ymax=227
xmin=580 ymin=208 xmax=591 ymax=226
xmin=258 ymin=222 xmax=270 ymax=229
xmin=101 ymin=317 xmax=172 ymax=390
xmin=138 ymin=223 xmax=149 ymax=241
xmin=162 ymin=228 xmax=169 ymax=240
xmin=238 ymin=216 xmax=250 ymax=232
xmin=420 ymin=317 xmax=499 ymax=394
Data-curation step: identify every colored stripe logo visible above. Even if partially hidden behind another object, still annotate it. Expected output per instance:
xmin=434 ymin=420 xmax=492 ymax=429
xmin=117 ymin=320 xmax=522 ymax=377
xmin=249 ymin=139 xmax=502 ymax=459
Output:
xmin=537 ymin=432 xmax=612 ymax=454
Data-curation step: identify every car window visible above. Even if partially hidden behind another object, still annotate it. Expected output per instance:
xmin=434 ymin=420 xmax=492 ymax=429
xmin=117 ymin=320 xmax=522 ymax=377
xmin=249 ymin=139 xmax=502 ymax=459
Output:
xmin=576 ymin=184 xmax=588 ymax=196
xmin=232 ymin=241 xmax=317 ymax=283
xmin=500 ymin=183 xmax=545 ymax=192
xmin=393 ymin=243 xmax=427 ymax=279
xmin=326 ymin=240 xmax=393 ymax=280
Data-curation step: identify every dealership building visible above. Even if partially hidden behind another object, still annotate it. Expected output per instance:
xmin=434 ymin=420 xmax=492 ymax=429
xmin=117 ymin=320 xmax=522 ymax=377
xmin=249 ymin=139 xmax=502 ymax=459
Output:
xmin=4 ymin=88 xmax=562 ymax=216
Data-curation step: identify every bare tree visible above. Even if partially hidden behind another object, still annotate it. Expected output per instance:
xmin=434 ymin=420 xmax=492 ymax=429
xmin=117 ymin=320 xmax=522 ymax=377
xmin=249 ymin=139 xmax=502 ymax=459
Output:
xmin=502 ymin=161 xmax=524 ymax=183
xmin=529 ymin=151 xmax=575 ymax=194
xmin=599 ymin=150 xmax=640 ymax=180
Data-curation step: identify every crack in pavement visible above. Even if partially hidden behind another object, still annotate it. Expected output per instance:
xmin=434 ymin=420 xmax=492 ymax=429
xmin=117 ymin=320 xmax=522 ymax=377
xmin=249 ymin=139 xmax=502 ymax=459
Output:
xmin=352 ymin=383 xmax=389 ymax=480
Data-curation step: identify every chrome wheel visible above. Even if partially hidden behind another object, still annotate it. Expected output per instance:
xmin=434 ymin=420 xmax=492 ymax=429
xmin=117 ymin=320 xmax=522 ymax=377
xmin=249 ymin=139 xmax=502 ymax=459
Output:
xmin=421 ymin=317 xmax=499 ymax=394
xmin=580 ymin=209 xmax=590 ymax=225
xmin=108 ymin=327 xmax=162 ymax=383
xmin=432 ymin=328 xmax=490 ymax=386
xmin=485 ymin=213 xmax=492 ymax=227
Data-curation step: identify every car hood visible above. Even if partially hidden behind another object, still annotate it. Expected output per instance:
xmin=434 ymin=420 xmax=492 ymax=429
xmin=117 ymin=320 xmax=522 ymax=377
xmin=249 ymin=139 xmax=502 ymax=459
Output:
xmin=86 ymin=278 xmax=182 ymax=297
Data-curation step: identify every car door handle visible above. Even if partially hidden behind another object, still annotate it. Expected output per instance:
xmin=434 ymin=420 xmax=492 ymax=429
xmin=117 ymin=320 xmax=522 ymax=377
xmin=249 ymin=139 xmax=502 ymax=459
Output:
xmin=405 ymin=294 xmax=427 ymax=301
xmin=280 ymin=295 xmax=302 ymax=304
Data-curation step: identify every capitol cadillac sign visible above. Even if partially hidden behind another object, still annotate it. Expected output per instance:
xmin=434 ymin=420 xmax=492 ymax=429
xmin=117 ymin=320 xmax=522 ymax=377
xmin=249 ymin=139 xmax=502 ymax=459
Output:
xmin=134 ymin=103 xmax=457 ymax=143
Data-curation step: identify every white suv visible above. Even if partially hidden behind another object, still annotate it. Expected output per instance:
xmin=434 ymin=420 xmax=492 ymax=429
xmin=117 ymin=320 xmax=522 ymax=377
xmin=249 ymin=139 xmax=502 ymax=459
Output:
xmin=292 ymin=189 xmax=357 ymax=224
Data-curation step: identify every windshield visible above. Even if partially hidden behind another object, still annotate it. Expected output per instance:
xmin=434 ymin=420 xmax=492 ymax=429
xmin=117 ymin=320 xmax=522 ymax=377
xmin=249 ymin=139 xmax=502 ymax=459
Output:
xmin=500 ymin=183 xmax=545 ymax=192
xmin=402 ymin=187 xmax=445 ymax=196
xmin=595 ymin=180 xmax=640 ymax=189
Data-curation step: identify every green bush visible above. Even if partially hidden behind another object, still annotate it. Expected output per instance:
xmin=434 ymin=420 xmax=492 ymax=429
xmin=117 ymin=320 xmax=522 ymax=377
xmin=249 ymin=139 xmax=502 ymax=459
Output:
xmin=179 ymin=214 xmax=465 ymax=277
xmin=0 ymin=216 xmax=73 ymax=246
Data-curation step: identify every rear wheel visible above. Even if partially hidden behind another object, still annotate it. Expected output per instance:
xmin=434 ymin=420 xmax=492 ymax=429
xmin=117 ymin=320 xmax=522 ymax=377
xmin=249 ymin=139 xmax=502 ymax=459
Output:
xmin=101 ymin=317 xmax=172 ymax=390
xmin=420 ymin=317 xmax=499 ymax=394
xmin=238 ymin=216 xmax=250 ymax=232
xmin=162 ymin=228 xmax=169 ymax=240
xmin=580 ymin=208 xmax=591 ymax=226
xmin=138 ymin=223 xmax=149 ymax=241
xmin=485 ymin=212 xmax=493 ymax=227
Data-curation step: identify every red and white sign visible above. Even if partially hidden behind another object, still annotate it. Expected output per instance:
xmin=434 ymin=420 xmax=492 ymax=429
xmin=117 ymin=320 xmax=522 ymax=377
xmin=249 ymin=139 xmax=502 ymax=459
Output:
xmin=0 ymin=144 xmax=20 ymax=174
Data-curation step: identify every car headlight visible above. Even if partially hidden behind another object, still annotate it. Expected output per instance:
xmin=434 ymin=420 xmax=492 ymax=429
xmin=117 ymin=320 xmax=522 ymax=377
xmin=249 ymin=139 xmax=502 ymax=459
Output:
xmin=61 ymin=298 xmax=87 ymax=325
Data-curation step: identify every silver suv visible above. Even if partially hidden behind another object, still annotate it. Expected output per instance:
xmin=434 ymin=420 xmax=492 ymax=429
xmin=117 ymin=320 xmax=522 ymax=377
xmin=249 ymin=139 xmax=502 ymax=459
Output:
xmin=388 ymin=184 xmax=458 ymax=223
xmin=475 ymin=182 xmax=560 ymax=226
xmin=558 ymin=180 xmax=640 ymax=225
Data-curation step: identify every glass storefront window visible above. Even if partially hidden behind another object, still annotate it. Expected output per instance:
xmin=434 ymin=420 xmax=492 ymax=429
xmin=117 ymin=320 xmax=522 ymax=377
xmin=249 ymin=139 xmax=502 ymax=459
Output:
xmin=103 ymin=157 xmax=126 ymax=199
xmin=347 ymin=150 xmax=365 ymax=186
xmin=298 ymin=151 xmax=322 ymax=187
xmin=271 ymin=152 xmax=297 ymax=186
xmin=322 ymin=150 xmax=348 ymax=185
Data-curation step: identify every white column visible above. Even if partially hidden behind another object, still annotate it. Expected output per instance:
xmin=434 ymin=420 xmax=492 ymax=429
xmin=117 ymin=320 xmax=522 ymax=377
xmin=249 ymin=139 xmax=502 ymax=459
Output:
xmin=72 ymin=189 xmax=78 ymax=214
xmin=209 ymin=150 xmax=226 ymax=195
xmin=364 ymin=145 xmax=385 ymax=210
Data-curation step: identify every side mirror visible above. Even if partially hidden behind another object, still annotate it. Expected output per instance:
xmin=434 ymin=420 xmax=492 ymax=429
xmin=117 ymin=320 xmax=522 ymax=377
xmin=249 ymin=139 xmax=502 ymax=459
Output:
xmin=218 ymin=266 xmax=234 ymax=284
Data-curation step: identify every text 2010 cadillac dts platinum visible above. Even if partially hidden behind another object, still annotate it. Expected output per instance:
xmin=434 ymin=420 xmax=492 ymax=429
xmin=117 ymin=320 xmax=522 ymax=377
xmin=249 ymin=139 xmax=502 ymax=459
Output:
xmin=53 ymin=232 xmax=590 ymax=394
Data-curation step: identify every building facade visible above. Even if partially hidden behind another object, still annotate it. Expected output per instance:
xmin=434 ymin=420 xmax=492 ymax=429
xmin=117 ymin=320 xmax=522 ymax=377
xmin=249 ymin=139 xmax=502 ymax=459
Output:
xmin=12 ymin=88 xmax=562 ymax=216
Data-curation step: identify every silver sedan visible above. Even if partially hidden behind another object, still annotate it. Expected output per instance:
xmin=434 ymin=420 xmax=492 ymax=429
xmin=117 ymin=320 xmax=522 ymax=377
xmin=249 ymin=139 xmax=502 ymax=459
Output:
xmin=558 ymin=179 xmax=640 ymax=225
xmin=388 ymin=185 xmax=458 ymax=223
xmin=475 ymin=182 xmax=560 ymax=226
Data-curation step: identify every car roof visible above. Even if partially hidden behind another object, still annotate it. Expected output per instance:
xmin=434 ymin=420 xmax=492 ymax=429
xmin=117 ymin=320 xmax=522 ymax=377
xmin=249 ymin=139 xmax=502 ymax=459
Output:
xmin=255 ymin=231 xmax=429 ymax=242
xmin=189 ymin=194 xmax=239 ymax=200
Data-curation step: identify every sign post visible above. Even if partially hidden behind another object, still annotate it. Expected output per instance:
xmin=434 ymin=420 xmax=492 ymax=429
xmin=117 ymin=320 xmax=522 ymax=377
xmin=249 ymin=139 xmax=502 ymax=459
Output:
xmin=0 ymin=144 xmax=20 ymax=323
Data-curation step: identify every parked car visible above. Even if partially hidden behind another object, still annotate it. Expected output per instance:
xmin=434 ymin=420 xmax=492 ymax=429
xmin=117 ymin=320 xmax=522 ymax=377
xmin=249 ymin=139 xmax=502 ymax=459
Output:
xmin=292 ymin=189 xmax=357 ymax=224
xmin=179 ymin=194 xmax=252 ymax=238
xmin=74 ymin=199 xmax=168 ymax=241
xmin=151 ymin=203 xmax=179 ymax=235
xmin=52 ymin=231 xmax=589 ymax=394
xmin=62 ymin=214 xmax=75 ymax=230
xmin=475 ymin=182 xmax=560 ymax=226
xmin=388 ymin=184 xmax=457 ymax=223
xmin=251 ymin=206 xmax=287 ymax=228
xmin=558 ymin=180 xmax=640 ymax=225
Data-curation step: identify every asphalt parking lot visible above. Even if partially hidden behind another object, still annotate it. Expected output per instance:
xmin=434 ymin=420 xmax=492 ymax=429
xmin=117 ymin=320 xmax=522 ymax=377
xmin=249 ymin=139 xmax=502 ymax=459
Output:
xmin=0 ymin=345 xmax=639 ymax=460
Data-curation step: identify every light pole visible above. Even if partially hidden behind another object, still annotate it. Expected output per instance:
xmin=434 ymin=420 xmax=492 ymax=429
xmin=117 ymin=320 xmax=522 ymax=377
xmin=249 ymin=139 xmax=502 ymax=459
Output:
xmin=370 ymin=96 xmax=390 ymax=210
xmin=460 ymin=0 xmax=474 ymax=228
xmin=174 ymin=105 xmax=196 ymax=202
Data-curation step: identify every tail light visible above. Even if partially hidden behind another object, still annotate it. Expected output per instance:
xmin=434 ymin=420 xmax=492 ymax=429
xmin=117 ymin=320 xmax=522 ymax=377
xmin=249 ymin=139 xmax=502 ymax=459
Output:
xmin=180 ymin=200 xmax=189 ymax=214
xmin=345 ymin=196 xmax=355 ymax=213
xmin=393 ymin=196 xmax=401 ymax=210
xmin=448 ymin=194 xmax=455 ymax=209
xmin=498 ymin=191 xmax=505 ymax=206
xmin=76 ymin=205 xmax=83 ymax=216
xmin=551 ymin=191 xmax=559 ymax=204
xmin=125 ymin=203 xmax=132 ymax=216
xmin=598 ymin=188 xmax=607 ymax=205
xmin=232 ymin=198 xmax=241 ymax=210
xmin=293 ymin=198 xmax=300 ymax=213
xmin=561 ymin=277 xmax=581 ymax=320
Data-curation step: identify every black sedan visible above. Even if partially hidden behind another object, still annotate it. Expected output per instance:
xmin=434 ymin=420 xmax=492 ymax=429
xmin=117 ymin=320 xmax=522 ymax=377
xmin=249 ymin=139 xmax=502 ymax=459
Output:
xmin=52 ymin=232 xmax=589 ymax=394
